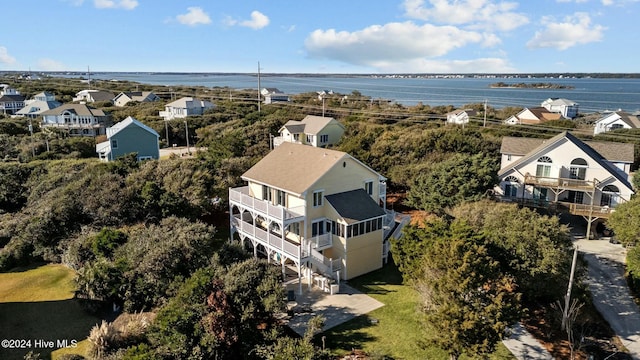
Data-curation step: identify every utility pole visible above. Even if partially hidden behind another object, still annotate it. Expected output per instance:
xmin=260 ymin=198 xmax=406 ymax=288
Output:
xmin=164 ymin=120 xmax=169 ymax=147
xmin=562 ymin=246 xmax=579 ymax=330
xmin=87 ymin=65 xmax=91 ymax=90
xmin=257 ymin=61 xmax=261 ymax=113
xmin=483 ymin=99 xmax=487 ymax=127
xmin=184 ymin=120 xmax=190 ymax=155
xmin=322 ymin=95 xmax=326 ymax=117
xmin=28 ymin=118 xmax=35 ymax=157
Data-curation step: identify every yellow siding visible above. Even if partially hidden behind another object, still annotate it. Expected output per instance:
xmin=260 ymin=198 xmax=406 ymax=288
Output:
xmin=248 ymin=182 xmax=262 ymax=198
xmin=344 ymin=230 xmax=383 ymax=279
xmin=317 ymin=121 xmax=345 ymax=146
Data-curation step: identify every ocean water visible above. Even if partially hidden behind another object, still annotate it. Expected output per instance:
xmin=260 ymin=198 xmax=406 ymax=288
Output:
xmin=74 ymin=73 xmax=639 ymax=112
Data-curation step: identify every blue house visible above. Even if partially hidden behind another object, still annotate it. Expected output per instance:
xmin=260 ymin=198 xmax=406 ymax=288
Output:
xmin=96 ymin=116 xmax=159 ymax=161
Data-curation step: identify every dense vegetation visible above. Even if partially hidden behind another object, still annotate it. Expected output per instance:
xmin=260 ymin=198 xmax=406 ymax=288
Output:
xmin=1 ymin=75 xmax=638 ymax=359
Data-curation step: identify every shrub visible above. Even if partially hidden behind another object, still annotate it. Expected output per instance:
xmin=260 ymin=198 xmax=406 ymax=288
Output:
xmin=627 ymin=246 xmax=640 ymax=297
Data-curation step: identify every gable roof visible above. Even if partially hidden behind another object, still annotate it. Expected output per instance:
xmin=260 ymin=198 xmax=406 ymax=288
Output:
xmin=498 ymin=132 xmax=634 ymax=190
xmin=165 ymin=96 xmax=213 ymax=109
xmin=597 ymin=111 xmax=640 ymax=129
xmin=526 ymin=107 xmax=563 ymax=121
xmin=325 ymin=189 xmax=386 ymax=224
xmin=542 ymin=98 xmax=578 ymax=106
xmin=242 ymin=142 xmax=349 ymax=195
xmin=501 ymin=135 xmax=635 ymax=163
xmin=242 ymin=142 xmax=382 ymax=196
xmin=115 ymin=91 xmax=157 ymax=102
xmin=278 ymin=116 xmax=344 ymax=135
xmin=106 ymin=116 xmax=159 ymax=138
xmin=0 ymin=94 xmax=25 ymax=102
xmin=40 ymin=103 xmax=106 ymax=117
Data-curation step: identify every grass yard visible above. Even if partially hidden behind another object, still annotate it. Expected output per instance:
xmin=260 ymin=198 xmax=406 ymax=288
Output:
xmin=322 ymin=262 xmax=516 ymax=360
xmin=0 ymin=264 xmax=100 ymax=360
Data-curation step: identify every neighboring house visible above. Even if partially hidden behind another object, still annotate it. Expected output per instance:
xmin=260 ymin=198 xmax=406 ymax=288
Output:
xmin=261 ymin=88 xmax=289 ymax=104
xmin=0 ymin=94 xmax=26 ymax=115
xmin=0 ymin=84 xmax=20 ymax=96
xmin=73 ymin=89 xmax=116 ymax=103
xmin=496 ymin=131 xmax=634 ymax=235
xmin=229 ymin=142 xmax=393 ymax=293
xmin=159 ymin=97 xmax=215 ymax=121
xmin=541 ymin=98 xmax=579 ymax=119
xmin=593 ymin=111 xmax=640 ymax=135
xmin=316 ymin=90 xmax=334 ymax=100
xmin=40 ymin=104 xmax=111 ymax=136
xmin=504 ymin=107 xmax=562 ymax=125
xmin=96 ymin=116 xmax=159 ymax=161
xmin=15 ymin=92 xmax=62 ymax=118
xmin=113 ymin=91 xmax=160 ymax=107
xmin=273 ymin=115 xmax=345 ymax=148
xmin=446 ymin=108 xmax=477 ymax=125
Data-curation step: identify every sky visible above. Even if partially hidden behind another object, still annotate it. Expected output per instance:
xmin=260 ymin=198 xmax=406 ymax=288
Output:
xmin=0 ymin=0 xmax=638 ymax=74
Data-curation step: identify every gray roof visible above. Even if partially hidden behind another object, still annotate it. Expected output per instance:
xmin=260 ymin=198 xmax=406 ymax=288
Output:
xmin=0 ymin=94 xmax=25 ymax=102
xmin=499 ymin=132 xmax=634 ymax=191
xmin=501 ymin=135 xmax=635 ymax=163
xmin=278 ymin=115 xmax=343 ymax=135
xmin=242 ymin=142 xmax=349 ymax=195
xmin=107 ymin=116 xmax=159 ymax=138
xmin=325 ymin=189 xmax=386 ymax=224
xmin=40 ymin=103 xmax=106 ymax=117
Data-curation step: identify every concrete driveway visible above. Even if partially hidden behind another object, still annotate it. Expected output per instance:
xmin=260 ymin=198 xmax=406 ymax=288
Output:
xmin=575 ymin=237 xmax=640 ymax=359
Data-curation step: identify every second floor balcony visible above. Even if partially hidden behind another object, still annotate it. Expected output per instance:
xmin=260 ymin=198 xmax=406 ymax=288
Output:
xmin=229 ymin=186 xmax=305 ymax=222
xmin=524 ymin=174 xmax=597 ymax=191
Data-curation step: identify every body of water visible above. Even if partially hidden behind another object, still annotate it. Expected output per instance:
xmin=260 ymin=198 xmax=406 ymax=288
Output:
xmin=71 ymin=73 xmax=639 ymax=113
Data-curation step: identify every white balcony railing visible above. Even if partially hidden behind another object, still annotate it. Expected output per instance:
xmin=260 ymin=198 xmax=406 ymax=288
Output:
xmin=305 ymin=233 xmax=332 ymax=251
xmin=229 ymin=186 xmax=305 ymax=221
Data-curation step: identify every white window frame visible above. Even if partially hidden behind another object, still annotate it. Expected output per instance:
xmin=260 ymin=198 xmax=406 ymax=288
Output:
xmin=313 ymin=190 xmax=324 ymax=207
xmin=364 ymin=180 xmax=374 ymax=196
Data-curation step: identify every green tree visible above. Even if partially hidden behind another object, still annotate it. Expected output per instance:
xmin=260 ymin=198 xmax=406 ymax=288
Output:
xmin=608 ymin=196 xmax=640 ymax=246
xmin=406 ymin=153 xmax=498 ymax=214
xmin=417 ymin=221 xmax=522 ymax=360
xmin=450 ymin=200 xmax=574 ymax=302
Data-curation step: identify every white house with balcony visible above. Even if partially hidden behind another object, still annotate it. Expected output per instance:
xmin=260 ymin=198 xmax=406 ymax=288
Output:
xmin=541 ymin=98 xmax=579 ymax=119
xmin=496 ymin=131 xmax=634 ymax=237
xmin=73 ymin=89 xmax=115 ymax=103
xmin=593 ymin=111 xmax=640 ymax=135
xmin=40 ymin=104 xmax=111 ymax=136
xmin=15 ymin=92 xmax=62 ymax=118
xmin=229 ymin=142 xmax=392 ymax=294
xmin=159 ymin=97 xmax=215 ymax=121
xmin=273 ymin=115 xmax=345 ymax=148
xmin=261 ymin=88 xmax=289 ymax=104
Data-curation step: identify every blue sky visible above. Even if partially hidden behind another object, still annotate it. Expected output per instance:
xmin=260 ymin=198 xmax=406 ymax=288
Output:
xmin=1 ymin=0 xmax=638 ymax=73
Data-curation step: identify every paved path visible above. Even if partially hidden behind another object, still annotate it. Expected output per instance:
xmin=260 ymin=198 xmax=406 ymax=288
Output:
xmin=502 ymin=323 xmax=554 ymax=360
xmin=286 ymin=283 xmax=384 ymax=336
xmin=575 ymin=237 xmax=640 ymax=359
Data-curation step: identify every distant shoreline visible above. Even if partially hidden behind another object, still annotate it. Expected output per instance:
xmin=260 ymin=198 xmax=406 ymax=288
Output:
xmin=490 ymin=82 xmax=575 ymax=89
xmin=2 ymin=70 xmax=640 ymax=80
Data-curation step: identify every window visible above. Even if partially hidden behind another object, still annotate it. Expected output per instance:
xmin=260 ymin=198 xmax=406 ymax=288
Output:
xmin=289 ymin=222 xmax=300 ymax=236
xmin=569 ymin=158 xmax=588 ymax=180
xmin=312 ymin=220 xmax=326 ymax=237
xmin=505 ymin=184 xmax=517 ymax=197
xmin=601 ymin=185 xmax=620 ymax=207
xmin=276 ymin=190 xmax=286 ymax=206
xmin=262 ymin=185 xmax=272 ymax=201
xmin=536 ymin=156 xmax=552 ymax=177
xmin=364 ymin=180 xmax=374 ymax=196
xmin=111 ymin=139 xmax=118 ymax=149
xmin=293 ymin=133 xmax=300 ymax=141
xmin=313 ymin=190 xmax=323 ymax=207
xmin=507 ymin=154 xmax=512 ymax=161
xmin=306 ymin=134 xmax=314 ymax=144
xmin=533 ymin=187 xmax=548 ymax=201
xmin=319 ymin=134 xmax=329 ymax=143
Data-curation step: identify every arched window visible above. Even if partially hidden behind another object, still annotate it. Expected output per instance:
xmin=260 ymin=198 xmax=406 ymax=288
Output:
xmin=504 ymin=176 xmax=519 ymax=197
xmin=570 ymin=158 xmax=588 ymax=180
xmin=536 ymin=156 xmax=552 ymax=177
xmin=601 ymin=185 xmax=620 ymax=207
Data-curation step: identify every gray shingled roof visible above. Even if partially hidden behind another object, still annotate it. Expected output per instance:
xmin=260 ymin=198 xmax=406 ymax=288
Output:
xmin=40 ymin=103 xmax=106 ymax=117
xmin=325 ymin=189 xmax=386 ymax=224
xmin=501 ymin=135 xmax=635 ymax=163
xmin=499 ymin=132 xmax=634 ymax=190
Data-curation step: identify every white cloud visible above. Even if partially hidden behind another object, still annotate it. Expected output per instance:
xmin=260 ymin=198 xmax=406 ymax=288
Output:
xmin=37 ymin=58 xmax=66 ymax=71
xmin=240 ymin=11 xmax=270 ymax=30
xmin=602 ymin=0 xmax=640 ymax=5
xmin=527 ymin=12 xmax=605 ymax=50
xmin=64 ymin=0 xmax=85 ymax=5
xmin=176 ymin=7 xmax=212 ymax=26
xmin=0 ymin=47 xmax=16 ymax=65
xmin=403 ymin=0 xmax=529 ymax=32
xmin=557 ymin=0 xmax=588 ymax=2
xmin=305 ymin=21 xmax=492 ymax=70
xmin=94 ymin=0 xmax=138 ymax=10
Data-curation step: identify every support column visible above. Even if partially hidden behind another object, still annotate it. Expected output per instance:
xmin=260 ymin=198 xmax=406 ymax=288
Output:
xmin=298 ymin=262 xmax=303 ymax=295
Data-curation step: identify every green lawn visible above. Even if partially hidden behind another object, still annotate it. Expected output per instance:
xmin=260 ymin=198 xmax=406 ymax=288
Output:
xmin=0 ymin=264 xmax=100 ymax=360
xmin=322 ymin=262 xmax=516 ymax=360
